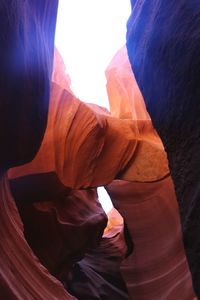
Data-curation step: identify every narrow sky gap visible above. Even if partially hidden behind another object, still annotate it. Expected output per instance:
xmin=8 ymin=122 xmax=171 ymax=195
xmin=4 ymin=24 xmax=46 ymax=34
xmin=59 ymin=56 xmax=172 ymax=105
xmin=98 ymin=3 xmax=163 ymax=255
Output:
xmin=55 ymin=0 xmax=131 ymax=108
xmin=55 ymin=0 xmax=131 ymax=212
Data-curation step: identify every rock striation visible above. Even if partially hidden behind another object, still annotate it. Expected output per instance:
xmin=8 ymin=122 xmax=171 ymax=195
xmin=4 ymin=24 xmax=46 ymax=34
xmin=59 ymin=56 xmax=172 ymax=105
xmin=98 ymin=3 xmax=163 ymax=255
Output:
xmin=105 ymin=46 xmax=195 ymax=300
xmin=7 ymin=42 xmax=195 ymax=300
xmin=0 ymin=1 xmax=76 ymax=298
xmin=0 ymin=174 xmax=76 ymax=300
xmin=107 ymin=178 xmax=195 ymax=300
xmin=0 ymin=1 xmax=197 ymax=299
xmin=126 ymin=1 xmax=200 ymax=296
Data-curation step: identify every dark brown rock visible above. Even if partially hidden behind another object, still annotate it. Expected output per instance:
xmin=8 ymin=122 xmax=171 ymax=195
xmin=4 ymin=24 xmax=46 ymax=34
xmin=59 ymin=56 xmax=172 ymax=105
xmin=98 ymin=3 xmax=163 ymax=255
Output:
xmin=10 ymin=175 xmax=107 ymax=276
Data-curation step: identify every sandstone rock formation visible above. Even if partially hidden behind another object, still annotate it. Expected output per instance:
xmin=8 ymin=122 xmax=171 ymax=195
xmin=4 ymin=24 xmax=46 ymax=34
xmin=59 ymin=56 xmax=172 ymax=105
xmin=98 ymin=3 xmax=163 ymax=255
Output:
xmin=9 ymin=46 xmax=169 ymax=188
xmin=126 ymin=1 xmax=200 ymax=296
xmin=65 ymin=208 xmax=129 ymax=300
xmin=0 ymin=1 xmax=197 ymax=299
xmin=0 ymin=0 xmax=58 ymax=169
xmin=8 ymin=45 xmax=195 ymax=299
xmin=107 ymin=178 xmax=194 ymax=299
xmin=105 ymin=46 xmax=195 ymax=299
xmin=0 ymin=1 xmax=75 ymax=299
xmin=0 ymin=175 xmax=75 ymax=300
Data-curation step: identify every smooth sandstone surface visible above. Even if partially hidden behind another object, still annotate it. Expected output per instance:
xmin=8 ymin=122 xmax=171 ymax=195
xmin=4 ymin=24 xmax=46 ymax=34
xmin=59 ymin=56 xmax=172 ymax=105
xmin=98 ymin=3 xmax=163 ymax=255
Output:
xmin=9 ymin=46 xmax=195 ymax=299
xmin=107 ymin=178 xmax=195 ymax=300
xmin=126 ymin=1 xmax=200 ymax=296
xmin=0 ymin=1 xmax=197 ymax=298
xmin=105 ymin=46 xmax=195 ymax=300
xmin=0 ymin=174 xmax=75 ymax=300
xmin=9 ymin=49 xmax=169 ymax=187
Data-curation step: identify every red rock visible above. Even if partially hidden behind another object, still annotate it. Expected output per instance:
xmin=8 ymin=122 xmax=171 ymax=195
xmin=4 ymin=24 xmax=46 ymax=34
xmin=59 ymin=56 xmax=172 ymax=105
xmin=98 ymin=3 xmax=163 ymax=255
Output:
xmin=11 ymin=179 xmax=107 ymax=277
xmin=106 ymin=46 xmax=150 ymax=120
xmin=105 ymin=46 xmax=195 ymax=299
xmin=107 ymin=178 xmax=195 ymax=300
xmin=8 ymin=45 xmax=194 ymax=299
xmin=0 ymin=174 xmax=75 ymax=300
xmin=9 ymin=49 xmax=169 ymax=187
xmin=126 ymin=2 xmax=200 ymax=294
xmin=0 ymin=2 xmax=77 ymax=299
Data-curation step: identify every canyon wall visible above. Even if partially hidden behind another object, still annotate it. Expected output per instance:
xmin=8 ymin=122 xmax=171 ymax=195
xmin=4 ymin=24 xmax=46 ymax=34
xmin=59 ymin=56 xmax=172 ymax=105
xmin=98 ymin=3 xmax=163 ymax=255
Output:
xmin=127 ymin=1 xmax=200 ymax=296
xmin=0 ymin=1 xmax=197 ymax=299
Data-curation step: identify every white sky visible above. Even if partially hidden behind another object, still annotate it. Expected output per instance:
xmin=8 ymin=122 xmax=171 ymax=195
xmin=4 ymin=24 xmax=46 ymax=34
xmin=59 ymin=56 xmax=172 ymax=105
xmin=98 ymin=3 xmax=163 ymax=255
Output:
xmin=55 ymin=0 xmax=131 ymax=109
xmin=55 ymin=0 xmax=131 ymax=212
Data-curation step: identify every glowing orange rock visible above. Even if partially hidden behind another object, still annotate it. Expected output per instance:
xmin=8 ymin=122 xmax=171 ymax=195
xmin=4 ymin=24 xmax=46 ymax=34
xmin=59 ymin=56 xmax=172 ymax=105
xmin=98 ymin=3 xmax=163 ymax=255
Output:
xmin=10 ymin=49 xmax=169 ymax=188
xmin=105 ymin=46 xmax=195 ymax=299
xmin=107 ymin=178 xmax=195 ymax=300
xmin=8 ymin=45 xmax=194 ymax=300
xmin=106 ymin=46 xmax=150 ymax=120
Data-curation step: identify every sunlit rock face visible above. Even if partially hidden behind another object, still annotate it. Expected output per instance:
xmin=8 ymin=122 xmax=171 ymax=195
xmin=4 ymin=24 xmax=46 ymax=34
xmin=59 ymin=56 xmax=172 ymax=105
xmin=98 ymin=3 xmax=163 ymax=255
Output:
xmin=8 ymin=48 xmax=132 ymax=299
xmin=126 ymin=1 xmax=200 ymax=296
xmin=8 ymin=43 xmax=194 ymax=300
xmin=0 ymin=2 xmax=196 ymax=299
xmin=9 ymin=49 xmax=169 ymax=188
xmin=105 ymin=46 xmax=150 ymax=120
xmin=8 ymin=45 xmax=167 ymax=296
xmin=107 ymin=178 xmax=194 ymax=300
xmin=105 ymin=46 xmax=195 ymax=300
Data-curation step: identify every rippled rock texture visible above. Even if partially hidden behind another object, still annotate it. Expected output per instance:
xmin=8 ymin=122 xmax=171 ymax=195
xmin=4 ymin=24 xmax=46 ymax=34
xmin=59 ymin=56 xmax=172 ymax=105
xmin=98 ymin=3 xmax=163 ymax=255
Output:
xmin=0 ymin=175 xmax=75 ymax=300
xmin=105 ymin=47 xmax=195 ymax=300
xmin=7 ymin=44 xmax=194 ymax=299
xmin=126 ymin=1 xmax=200 ymax=296
xmin=8 ymin=46 xmax=168 ymax=299
xmin=0 ymin=1 xmax=75 ymax=299
xmin=107 ymin=178 xmax=194 ymax=299
xmin=0 ymin=1 xmax=197 ymax=299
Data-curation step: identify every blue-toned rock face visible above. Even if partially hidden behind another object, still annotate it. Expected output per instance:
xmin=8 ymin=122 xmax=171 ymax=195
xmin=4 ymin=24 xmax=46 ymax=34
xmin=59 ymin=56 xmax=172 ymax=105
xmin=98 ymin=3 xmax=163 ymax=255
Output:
xmin=127 ymin=1 xmax=200 ymax=295
xmin=0 ymin=1 xmax=58 ymax=169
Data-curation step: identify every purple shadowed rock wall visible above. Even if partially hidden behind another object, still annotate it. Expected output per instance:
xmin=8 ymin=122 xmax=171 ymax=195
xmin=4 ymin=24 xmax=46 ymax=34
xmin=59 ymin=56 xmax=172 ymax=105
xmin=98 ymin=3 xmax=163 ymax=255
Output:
xmin=127 ymin=1 xmax=200 ymax=296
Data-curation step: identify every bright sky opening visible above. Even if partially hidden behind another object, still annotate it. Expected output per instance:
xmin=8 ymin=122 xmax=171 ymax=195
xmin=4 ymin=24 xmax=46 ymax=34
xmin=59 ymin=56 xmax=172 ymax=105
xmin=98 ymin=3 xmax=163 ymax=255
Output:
xmin=55 ymin=0 xmax=131 ymax=212
xmin=55 ymin=0 xmax=131 ymax=108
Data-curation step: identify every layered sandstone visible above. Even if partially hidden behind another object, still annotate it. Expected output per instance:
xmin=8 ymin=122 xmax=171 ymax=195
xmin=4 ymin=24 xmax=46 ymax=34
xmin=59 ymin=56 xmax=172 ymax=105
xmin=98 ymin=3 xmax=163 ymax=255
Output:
xmin=0 ymin=2 xmax=197 ymax=299
xmin=127 ymin=1 xmax=200 ymax=296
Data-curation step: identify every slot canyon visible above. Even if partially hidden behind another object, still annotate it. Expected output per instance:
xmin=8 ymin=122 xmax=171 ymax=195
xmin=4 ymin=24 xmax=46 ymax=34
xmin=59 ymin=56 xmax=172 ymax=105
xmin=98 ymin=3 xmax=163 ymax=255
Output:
xmin=0 ymin=1 xmax=199 ymax=299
